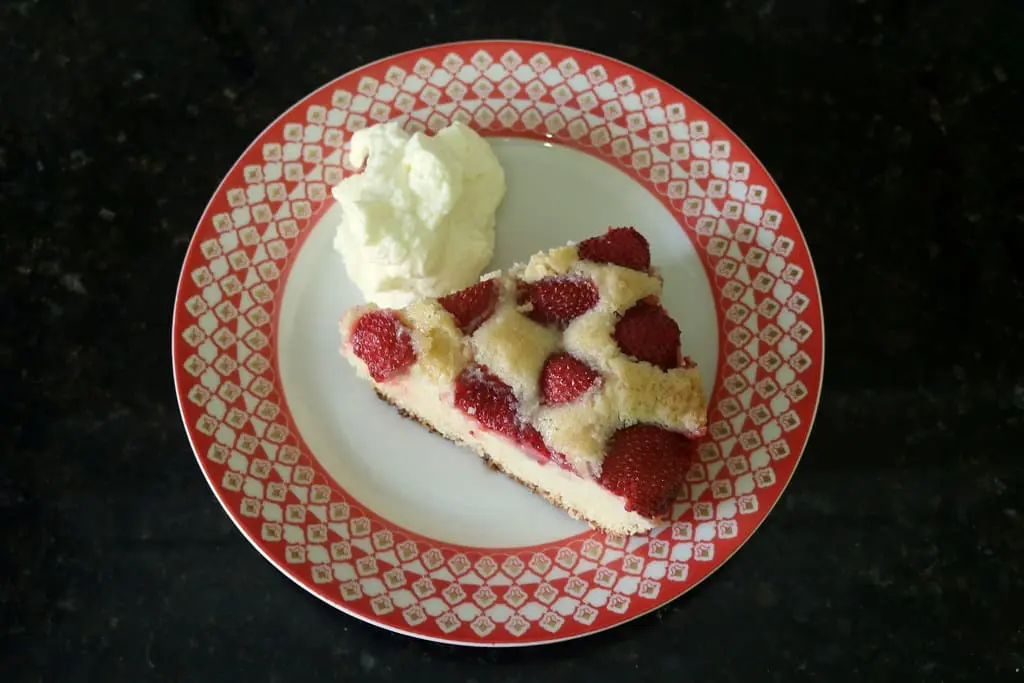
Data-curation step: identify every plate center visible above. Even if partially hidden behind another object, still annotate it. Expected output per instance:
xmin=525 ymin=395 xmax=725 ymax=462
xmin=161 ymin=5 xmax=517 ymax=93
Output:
xmin=277 ymin=136 xmax=718 ymax=548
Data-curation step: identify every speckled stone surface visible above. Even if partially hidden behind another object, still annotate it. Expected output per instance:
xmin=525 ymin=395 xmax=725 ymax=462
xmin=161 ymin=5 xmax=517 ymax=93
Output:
xmin=2 ymin=0 xmax=1022 ymax=680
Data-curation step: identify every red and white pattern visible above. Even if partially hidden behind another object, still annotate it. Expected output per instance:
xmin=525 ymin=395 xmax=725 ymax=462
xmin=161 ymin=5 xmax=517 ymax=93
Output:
xmin=173 ymin=41 xmax=823 ymax=645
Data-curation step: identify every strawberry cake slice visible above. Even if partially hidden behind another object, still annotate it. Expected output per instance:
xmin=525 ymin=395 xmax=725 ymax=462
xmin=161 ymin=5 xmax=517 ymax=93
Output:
xmin=339 ymin=228 xmax=708 ymax=535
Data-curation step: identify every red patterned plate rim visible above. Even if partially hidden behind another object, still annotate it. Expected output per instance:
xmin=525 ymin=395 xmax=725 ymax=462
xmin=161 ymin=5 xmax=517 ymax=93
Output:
xmin=172 ymin=40 xmax=825 ymax=646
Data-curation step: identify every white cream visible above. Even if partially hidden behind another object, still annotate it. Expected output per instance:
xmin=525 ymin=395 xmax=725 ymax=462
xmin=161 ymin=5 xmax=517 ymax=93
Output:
xmin=331 ymin=121 xmax=506 ymax=308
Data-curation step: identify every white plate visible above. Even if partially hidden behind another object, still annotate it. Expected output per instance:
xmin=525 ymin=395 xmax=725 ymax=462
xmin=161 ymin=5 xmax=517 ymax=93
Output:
xmin=278 ymin=137 xmax=718 ymax=548
xmin=173 ymin=40 xmax=824 ymax=646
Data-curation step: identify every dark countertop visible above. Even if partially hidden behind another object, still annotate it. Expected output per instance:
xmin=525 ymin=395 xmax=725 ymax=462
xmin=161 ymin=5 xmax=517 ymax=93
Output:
xmin=3 ymin=0 xmax=1022 ymax=680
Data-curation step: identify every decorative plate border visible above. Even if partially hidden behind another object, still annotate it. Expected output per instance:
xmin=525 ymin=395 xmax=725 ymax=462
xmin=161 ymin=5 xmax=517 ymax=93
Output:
xmin=172 ymin=40 xmax=824 ymax=646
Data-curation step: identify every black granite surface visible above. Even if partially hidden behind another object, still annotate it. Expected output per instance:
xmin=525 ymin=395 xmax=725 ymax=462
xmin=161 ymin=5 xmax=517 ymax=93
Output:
xmin=3 ymin=0 xmax=1023 ymax=680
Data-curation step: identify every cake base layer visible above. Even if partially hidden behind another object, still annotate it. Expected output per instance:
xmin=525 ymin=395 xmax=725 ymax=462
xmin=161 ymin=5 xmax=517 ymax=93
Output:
xmin=371 ymin=385 xmax=659 ymax=536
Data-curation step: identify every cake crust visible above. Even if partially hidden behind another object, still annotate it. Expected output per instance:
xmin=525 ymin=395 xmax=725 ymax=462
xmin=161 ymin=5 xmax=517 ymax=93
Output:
xmin=373 ymin=388 xmax=660 ymax=535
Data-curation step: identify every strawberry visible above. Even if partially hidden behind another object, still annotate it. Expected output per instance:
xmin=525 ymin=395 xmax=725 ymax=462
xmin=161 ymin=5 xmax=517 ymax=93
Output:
xmin=517 ymin=276 xmax=599 ymax=328
xmin=439 ymin=279 xmax=500 ymax=334
xmin=350 ymin=310 xmax=416 ymax=381
xmin=453 ymin=365 xmax=522 ymax=440
xmin=613 ymin=301 xmax=681 ymax=370
xmin=454 ymin=365 xmax=557 ymax=463
xmin=577 ymin=227 xmax=651 ymax=271
xmin=598 ymin=424 xmax=694 ymax=518
xmin=540 ymin=353 xmax=600 ymax=405
xmin=520 ymin=424 xmax=557 ymax=462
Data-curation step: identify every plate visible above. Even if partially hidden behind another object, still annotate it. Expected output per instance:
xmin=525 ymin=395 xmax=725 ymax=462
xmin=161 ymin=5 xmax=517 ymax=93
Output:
xmin=172 ymin=40 xmax=824 ymax=646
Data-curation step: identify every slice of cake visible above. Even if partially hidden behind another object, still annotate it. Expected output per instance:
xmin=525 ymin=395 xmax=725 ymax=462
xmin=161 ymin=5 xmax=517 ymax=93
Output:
xmin=339 ymin=228 xmax=707 ymax=535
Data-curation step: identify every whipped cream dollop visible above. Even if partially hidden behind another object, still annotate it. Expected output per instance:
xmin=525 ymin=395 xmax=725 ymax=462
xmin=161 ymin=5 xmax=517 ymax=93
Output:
xmin=331 ymin=121 xmax=506 ymax=308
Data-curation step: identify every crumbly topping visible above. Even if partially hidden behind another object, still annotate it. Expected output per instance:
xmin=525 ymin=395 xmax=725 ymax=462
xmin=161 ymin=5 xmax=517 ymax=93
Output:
xmin=470 ymin=299 xmax=560 ymax=406
xmin=341 ymin=236 xmax=708 ymax=478
xmin=400 ymin=299 xmax=470 ymax=383
xmin=534 ymin=389 xmax=617 ymax=474
xmin=533 ymin=344 xmax=706 ymax=469
xmin=578 ymin=261 xmax=661 ymax=312
xmin=530 ymin=246 xmax=707 ymax=473
xmin=562 ymin=311 xmax=619 ymax=372
xmin=518 ymin=245 xmax=579 ymax=281
xmin=606 ymin=359 xmax=707 ymax=434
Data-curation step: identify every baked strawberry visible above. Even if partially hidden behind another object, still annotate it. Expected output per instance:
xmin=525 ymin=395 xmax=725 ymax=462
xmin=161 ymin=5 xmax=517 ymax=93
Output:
xmin=454 ymin=365 xmax=520 ymax=438
xmin=578 ymin=227 xmax=651 ymax=271
xmin=454 ymin=365 xmax=558 ymax=464
xmin=520 ymin=424 xmax=556 ymax=462
xmin=517 ymin=276 xmax=599 ymax=328
xmin=350 ymin=310 xmax=416 ymax=381
xmin=439 ymin=279 xmax=500 ymax=334
xmin=599 ymin=424 xmax=693 ymax=518
xmin=540 ymin=353 xmax=600 ymax=405
xmin=613 ymin=301 xmax=681 ymax=370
